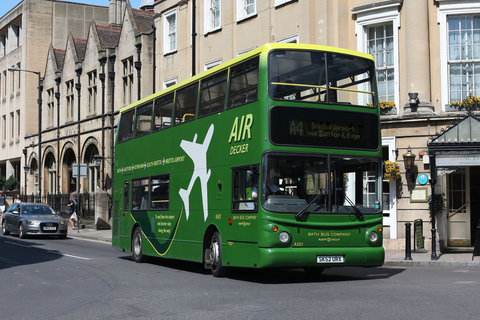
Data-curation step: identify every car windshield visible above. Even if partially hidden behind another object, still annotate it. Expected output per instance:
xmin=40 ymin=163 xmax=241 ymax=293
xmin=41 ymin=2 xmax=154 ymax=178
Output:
xmin=22 ymin=205 xmax=56 ymax=215
xmin=261 ymin=153 xmax=382 ymax=215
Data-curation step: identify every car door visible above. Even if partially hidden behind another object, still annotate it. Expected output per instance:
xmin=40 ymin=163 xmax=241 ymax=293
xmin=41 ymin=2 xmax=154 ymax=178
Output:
xmin=7 ymin=204 xmax=20 ymax=231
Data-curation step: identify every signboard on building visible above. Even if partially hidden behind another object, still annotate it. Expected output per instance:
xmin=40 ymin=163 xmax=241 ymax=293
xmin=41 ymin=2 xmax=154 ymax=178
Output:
xmin=72 ymin=163 xmax=88 ymax=178
xmin=436 ymin=154 xmax=480 ymax=167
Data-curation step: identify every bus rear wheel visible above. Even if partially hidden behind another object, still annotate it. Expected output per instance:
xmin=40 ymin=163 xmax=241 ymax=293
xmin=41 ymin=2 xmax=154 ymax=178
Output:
xmin=132 ymin=227 xmax=145 ymax=263
xmin=206 ymin=231 xmax=228 ymax=277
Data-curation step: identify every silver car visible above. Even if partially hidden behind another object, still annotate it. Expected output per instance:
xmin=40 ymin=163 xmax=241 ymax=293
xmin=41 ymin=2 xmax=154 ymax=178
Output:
xmin=2 ymin=203 xmax=68 ymax=239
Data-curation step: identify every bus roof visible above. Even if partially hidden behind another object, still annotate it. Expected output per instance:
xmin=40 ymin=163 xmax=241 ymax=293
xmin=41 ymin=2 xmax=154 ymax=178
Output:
xmin=119 ymin=43 xmax=374 ymax=114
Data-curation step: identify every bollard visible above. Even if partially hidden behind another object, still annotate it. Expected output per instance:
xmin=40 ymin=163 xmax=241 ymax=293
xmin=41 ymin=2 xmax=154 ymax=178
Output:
xmin=405 ymin=222 xmax=413 ymax=260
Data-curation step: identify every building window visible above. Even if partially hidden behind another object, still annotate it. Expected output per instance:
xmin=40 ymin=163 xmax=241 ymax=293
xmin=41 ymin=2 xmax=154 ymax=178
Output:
xmin=122 ymin=58 xmax=134 ymax=106
xmin=10 ymin=112 xmax=14 ymax=140
xmin=66 ymin=80 xmax=74 ymax=121
xmin=2 ymin=71 xmax=6 ymax=97
xmin=276 ymin=34 xmax=299 ymax=43
xmin=47 ymin=88 xmax=55 ymax=128
xmin=88 ymin=70 xmax=97 ymax=114
xmin=438 ymin=1 xmax=480 ymax=110
xmin=205 ymin=0 xmax=221 ymax=33
xmin=48 ymin=159 xmax=56 ymax=194
xmin=16 ymin=110 xmax=20 ymax=137
xmin=237 ymin=0 xmax=256 ymax=22
xmin=275 ymin=0 xmax=294 ymax=7
xmin=204 ymin=59 xmax=222 ymax=71
xmin=2 ymin=115 xmax=6 ymax=142
xmin=163 ymin=77 xmax=177 ymax=89
xmin=368 ymin=23 xmax=395 ymax=103
xmin=352 ymin=1 xmax=400 ymax=114
xmin=164 ymin=10 xmax=177 ymax=54
xmin=447 ymin=15 xmax=480 ymax=104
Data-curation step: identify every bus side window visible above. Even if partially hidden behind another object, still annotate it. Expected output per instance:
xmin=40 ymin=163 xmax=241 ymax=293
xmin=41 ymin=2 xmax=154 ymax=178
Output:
xmin=123 ymin=180 xmax=130 ymax=212
xmin=132 ymin=178 xmax=149 ymax=210
xmin=199 ymin=70 xmax=228 ymax=117
xmin=118 ymin=109 xmax=135 ymax=142
xmin=134 ymin=102 xmax=153 ymax=138
xmin=153 ymin=93 xmax=174 ymax=131
xmin=150 ymin=174 xmax=169 ymax=210
xmin=228 ymin=57 xmax=259 ymax=109
xmin=232 ymin=165 xmax=258 ymax=212
xmin=174 ymin=83 xmax=198 ymax=124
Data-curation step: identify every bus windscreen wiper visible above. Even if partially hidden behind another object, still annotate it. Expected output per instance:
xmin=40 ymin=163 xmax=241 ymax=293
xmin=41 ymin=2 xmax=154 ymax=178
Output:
xmin=295 ymin=190 xmax=326 ymax=221
xmin=343 ymin=194 xmax=364 ymax=221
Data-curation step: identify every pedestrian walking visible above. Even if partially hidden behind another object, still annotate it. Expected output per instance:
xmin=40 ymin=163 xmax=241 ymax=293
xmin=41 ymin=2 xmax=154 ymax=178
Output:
xmin=14 ymin=194 xmax=21 ymax=203
xmin=67 ymin=194 xmax=78 ymax=229
xmin=0 ymin=190 xmax=6 ymax=222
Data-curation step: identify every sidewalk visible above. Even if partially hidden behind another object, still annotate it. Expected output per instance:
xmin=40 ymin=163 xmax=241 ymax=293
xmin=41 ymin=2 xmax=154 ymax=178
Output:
xmin=67 ymin=226 xmax=480 ymax=268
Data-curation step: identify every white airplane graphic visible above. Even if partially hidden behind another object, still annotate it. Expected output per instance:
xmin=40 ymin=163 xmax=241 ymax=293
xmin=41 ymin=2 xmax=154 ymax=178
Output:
xmin=179 ymin=124 xmax=214 ymax=221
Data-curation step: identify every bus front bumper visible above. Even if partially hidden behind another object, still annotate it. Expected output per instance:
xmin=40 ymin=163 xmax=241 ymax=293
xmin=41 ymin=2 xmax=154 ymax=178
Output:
xmin=257 ymin=246 xmax=385 ymax=269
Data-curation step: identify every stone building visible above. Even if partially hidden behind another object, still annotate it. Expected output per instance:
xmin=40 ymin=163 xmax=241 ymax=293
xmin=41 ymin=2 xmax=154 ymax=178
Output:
xmin=0 ymin=0 xmax=109 ymax=199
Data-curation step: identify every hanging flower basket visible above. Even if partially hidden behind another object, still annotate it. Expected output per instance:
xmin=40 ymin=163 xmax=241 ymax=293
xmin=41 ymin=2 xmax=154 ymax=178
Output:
xmin=383 ymin=160 xmax=401 ymax=182
xmin=368 ymin=101 xmax=396 ymax=115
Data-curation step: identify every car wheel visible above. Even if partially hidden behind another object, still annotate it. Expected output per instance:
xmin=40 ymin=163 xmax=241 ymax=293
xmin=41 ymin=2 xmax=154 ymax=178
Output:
xmin=18 ymin=223 xmax=27 ymax=239
xmin=208 ymin=231 xmax=228 ymax=277
xmin=132 ymin=227 xmax=145 ymax=263
xmin=2 ymin=220 xmax=10 ymax=235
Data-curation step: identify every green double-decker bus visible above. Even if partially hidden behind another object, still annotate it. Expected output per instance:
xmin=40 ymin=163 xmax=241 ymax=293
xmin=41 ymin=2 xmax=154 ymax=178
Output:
xmin=112 ymin=43 xmax=384 ymax=276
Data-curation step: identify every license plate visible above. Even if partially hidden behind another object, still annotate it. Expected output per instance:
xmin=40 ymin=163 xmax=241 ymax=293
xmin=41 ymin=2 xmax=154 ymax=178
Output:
xmin=43 ymin=227 xmax=56 ymax=231
xmin=317 ymin=255 xmax=344 ymax=263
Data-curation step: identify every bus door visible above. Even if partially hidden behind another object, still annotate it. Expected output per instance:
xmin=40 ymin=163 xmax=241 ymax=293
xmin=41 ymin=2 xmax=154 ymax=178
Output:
xmin=122 ymin=180 xmax=131 ymax=237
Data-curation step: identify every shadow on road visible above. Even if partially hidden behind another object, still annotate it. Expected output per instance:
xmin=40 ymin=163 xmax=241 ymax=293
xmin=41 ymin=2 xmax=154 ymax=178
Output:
xmin=0 ymin=235 xmax=64 ymax=270
xmin=118 ymin=254 xmax=405 ymax=283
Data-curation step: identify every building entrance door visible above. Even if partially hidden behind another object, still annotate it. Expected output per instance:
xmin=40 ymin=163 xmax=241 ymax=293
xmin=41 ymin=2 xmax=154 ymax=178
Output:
xmin=447 ymin=168 xmax=471 ymax=247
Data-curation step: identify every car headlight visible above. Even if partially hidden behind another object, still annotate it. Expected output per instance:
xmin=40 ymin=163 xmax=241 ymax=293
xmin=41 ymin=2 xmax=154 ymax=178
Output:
xmin=59 ymin=220 xmax=66 ymax=225
xmin=279 ymin=231 xmax=290 ymax=243
xmin=368 ymin=231 xmax=378 ymax=243
xmin=25 ymin=220 xmax=35 ymax=225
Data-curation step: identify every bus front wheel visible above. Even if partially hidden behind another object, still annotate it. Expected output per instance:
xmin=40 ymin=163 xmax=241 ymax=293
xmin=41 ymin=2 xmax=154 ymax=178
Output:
xmin=132 ymin=227 xmax=145 ymax=263
xmin=206 ymin=231 xmax=228 ymax=277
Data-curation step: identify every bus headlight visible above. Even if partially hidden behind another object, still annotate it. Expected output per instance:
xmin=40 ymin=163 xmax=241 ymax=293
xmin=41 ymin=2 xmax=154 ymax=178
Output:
xmin=279 ymin=231 xmax=290 ymax=243
xmin=368 ymin=231 xmax=378 ymax=243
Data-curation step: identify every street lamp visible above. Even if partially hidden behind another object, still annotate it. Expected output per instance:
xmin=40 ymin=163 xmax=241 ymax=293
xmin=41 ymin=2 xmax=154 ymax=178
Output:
xmin=23 ymin=148 xmax=29 ymax=199
xmin=9 ymin=67 xmax=43 ymax=202
xmin=403 ymin=146 xmax=416 ymax=182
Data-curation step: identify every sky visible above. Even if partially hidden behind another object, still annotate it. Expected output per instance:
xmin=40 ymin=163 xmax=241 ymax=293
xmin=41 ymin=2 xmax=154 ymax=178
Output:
xmin=0 ymin=0 xmax=144 ymax=18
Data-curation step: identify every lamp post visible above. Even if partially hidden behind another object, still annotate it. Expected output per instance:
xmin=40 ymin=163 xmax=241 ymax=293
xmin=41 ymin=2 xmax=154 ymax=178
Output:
xmin=75 ymin=64 xmax=82 ymax=233
xmin=23 ymin=148 xmax=29 ymax=199
xmin=9 ymin=67 xmax=43 ymax=202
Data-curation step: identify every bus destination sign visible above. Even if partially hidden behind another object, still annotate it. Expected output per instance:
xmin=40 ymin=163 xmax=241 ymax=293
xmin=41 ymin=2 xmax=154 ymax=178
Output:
xmin=270 ymin=106 xmax=379 ymax=150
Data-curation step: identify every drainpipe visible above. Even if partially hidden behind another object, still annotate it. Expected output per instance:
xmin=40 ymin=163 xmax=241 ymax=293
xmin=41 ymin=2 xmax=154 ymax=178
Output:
xmin=99 ymin=55 xmax=107 ymax=190
xmin=191 ymin=0 xmax=196 ymax=76
xmin=135 ymin=42 xmax=142 ymax=101
xmin=152 ymin=23 xmax=156 ymax=92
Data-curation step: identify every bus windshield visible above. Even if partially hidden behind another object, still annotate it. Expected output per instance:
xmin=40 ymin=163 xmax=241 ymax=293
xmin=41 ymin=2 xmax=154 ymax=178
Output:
xmin=269 ymin=49 xmax=376 ymax=107
xmin=261 ymin=153 xmax=382 ymax=215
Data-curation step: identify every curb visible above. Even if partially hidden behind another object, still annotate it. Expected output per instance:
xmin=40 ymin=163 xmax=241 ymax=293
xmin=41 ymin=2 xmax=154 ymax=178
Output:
xmin=383 ymin=260 xmax=480 ymax=268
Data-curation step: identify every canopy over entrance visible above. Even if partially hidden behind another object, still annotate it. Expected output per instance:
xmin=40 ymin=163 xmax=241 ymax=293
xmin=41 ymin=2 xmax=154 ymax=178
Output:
xmin=428 ymin=113 xmax=480 ymax=251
